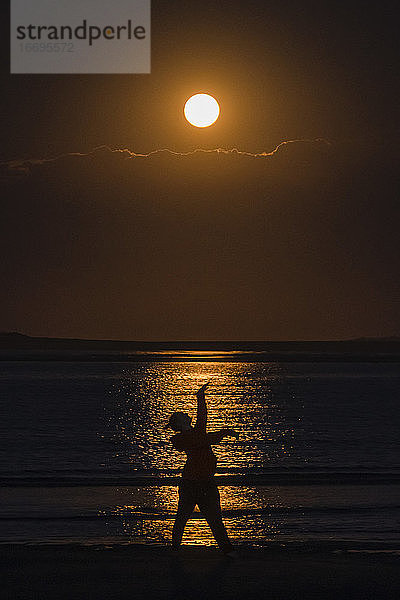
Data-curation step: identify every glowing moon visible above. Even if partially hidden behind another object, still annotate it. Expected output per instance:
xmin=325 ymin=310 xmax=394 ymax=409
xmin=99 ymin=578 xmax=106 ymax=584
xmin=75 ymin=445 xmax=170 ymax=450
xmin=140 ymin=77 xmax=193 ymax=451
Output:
xmin=184 ymin=94 xmax=220 ymax=128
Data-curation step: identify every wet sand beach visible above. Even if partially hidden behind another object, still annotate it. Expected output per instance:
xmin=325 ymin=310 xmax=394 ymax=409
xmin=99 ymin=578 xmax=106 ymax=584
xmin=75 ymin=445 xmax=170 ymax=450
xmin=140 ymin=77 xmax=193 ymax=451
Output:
xmin=2 ymin=544 xmax=400 ymax=600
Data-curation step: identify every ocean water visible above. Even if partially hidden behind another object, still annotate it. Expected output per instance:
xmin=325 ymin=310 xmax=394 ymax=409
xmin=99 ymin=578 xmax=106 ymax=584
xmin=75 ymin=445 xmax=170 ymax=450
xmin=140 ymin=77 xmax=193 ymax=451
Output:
xmin=0 ymin=358 xmax=399 ymax=549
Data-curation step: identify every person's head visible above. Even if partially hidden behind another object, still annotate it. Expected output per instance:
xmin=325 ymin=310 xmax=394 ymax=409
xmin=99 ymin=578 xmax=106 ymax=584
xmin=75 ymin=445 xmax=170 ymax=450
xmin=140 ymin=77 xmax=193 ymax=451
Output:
xmin=166 ymin=411 xmax=192 ymax=432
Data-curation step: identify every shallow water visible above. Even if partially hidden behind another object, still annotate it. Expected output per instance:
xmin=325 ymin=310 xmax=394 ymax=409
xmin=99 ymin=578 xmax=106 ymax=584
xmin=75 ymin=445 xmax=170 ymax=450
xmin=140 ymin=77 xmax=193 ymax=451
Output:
xmin=0 ymin=359 xmax=399 ymax=547
xmin=1 ymin=483 xmax=400 ymax=548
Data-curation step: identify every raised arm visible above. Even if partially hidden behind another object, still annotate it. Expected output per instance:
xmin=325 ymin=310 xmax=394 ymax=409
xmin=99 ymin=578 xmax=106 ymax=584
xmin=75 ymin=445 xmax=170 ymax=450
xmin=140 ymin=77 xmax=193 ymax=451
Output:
xmin=194 ymin=382 xmax=210 ymax=432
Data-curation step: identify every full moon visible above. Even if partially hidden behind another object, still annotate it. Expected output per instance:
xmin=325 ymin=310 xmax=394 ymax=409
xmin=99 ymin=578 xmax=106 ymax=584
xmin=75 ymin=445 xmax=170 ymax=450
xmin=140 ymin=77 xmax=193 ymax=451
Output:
xmin=184 ymin=94 xmax=220 ymax=128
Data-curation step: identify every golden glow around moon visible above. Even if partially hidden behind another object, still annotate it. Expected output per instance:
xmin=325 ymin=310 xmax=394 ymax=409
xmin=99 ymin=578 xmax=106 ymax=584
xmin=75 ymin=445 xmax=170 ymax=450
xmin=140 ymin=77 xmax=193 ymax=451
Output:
xmin=184 ymin=94 xmax=220 ymax=128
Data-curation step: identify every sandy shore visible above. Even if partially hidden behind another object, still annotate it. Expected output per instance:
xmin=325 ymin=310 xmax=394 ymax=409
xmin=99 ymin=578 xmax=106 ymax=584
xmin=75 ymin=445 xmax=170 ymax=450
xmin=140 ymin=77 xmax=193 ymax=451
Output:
xmin=2 ymin=544 xmax=400 ymax=600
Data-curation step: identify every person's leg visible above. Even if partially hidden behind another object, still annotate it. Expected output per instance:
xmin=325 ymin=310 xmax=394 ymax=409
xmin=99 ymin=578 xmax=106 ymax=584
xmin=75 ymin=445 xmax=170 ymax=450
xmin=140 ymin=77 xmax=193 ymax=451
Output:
xmin=172 ymin=482 xmax=196 ymax=548
xmin=197 ymin=482 xmax=234 ymax=553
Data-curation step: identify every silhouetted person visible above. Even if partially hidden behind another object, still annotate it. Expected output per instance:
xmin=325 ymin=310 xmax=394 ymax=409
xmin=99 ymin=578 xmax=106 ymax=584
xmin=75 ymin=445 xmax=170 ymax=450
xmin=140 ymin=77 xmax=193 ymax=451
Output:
xmin=166 ymin=382 xmax=238 ymax=555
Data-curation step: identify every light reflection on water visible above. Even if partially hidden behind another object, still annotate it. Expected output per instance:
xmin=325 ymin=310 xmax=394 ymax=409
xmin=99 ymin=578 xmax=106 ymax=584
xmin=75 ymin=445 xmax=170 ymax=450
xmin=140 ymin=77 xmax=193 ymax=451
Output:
xmin=1 ymin=359 xmax=399 ymax=480
xmin=2 ymin=482 xmax=399 ymax=547
xmin=99 ymin=485 xmax=283 ymax=546
xmin=105 ymin=361 xmax=298 ymax=474
xmin=1 ymin=360 xmax=400 ymax=546
xmin=97 ymin=483 xmax=400 ymax=547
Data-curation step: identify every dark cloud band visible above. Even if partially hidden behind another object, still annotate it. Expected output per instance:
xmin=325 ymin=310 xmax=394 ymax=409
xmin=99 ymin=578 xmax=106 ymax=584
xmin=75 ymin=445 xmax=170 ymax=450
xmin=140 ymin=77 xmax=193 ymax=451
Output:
xmin=0 ymin=138 xmax=331 ymax=179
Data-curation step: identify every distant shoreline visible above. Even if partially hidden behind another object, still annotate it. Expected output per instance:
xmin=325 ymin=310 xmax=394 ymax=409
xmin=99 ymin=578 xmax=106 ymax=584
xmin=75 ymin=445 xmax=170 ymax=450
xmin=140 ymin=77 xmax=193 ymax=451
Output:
xmin=1 ymin=352 xmax=400 ymax=362
xmin=1 ymin=333 xmax=400 ymax=362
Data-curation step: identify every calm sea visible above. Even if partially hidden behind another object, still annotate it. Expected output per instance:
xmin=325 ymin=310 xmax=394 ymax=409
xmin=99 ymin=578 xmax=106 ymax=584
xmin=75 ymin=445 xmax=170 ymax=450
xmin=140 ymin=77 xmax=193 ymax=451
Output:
xmin=0 ymin=358 xmax=399 ymax=549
